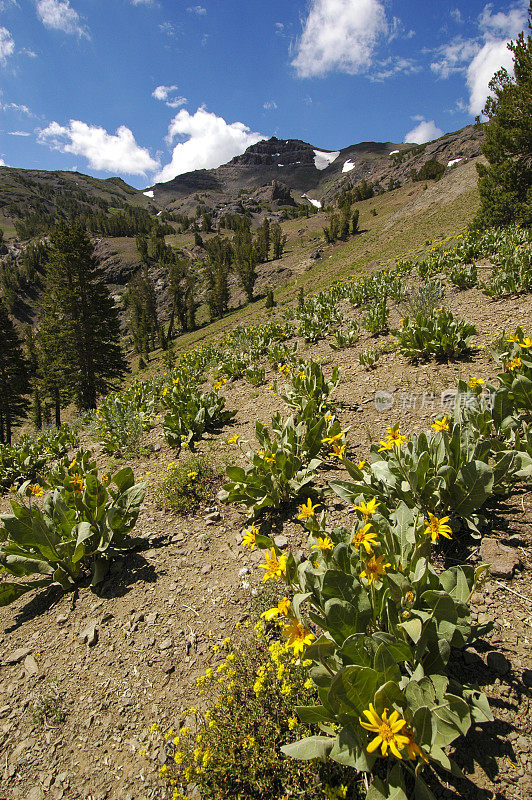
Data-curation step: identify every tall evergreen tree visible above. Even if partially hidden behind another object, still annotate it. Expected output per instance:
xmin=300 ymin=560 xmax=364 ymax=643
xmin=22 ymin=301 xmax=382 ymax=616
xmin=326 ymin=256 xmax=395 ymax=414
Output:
xmin=474 ymin=4 xmax=532 ymax=228
xmin=205 ymin=236 xmax=232 ymax=320
xmin=233 ymin=229 xmax=257 ymax=302
xmin=126 ymin=266 xmax=160 ymax=354
xmin=39 ymin=222 xmax=127 ymax=411
xmin=24 ymin=326 xmax=42 ymax=431
xmin=271 ymin=223 xmax=287 ymax=260
xmin=0 ymin=301 xmax=29 ymax=444
xmin=167 ymin=256 xmax=197 ymax=337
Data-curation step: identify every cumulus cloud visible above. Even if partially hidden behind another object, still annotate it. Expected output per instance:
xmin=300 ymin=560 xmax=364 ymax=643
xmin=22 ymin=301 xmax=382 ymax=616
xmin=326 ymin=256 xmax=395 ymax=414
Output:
xmin=0 ymin=26 xmax=14 ymax=62
xmin=431 ymin=38 xmax=481 ymax=79
xmin=404 ymin=119 xmax=443 ymax=144
xmin=187 ymin=5 xmax=206 ymax=14
xmin=263 ymin=101 xmax=278 ymax=110
xmin=152 ymin=85 xmax=188 ymax=108
xmin=0 ymin=158 xmax=6 ymax=166
xmin=431 ymin=2 xmax=528 ymax=116
xmin=292 ymin=0 xmax=388 ymax=78
xmin=8 ymin=130 xmax=31 ymax=136
xmin=38 ymin=120 xmax=159 ymax=176
xmin=36 ymin=0 xmax=88 ymax=37
xmin=154 ymin=107 xmax=265 ymax=183
xmin=466 ymin=2 xmax=527 ymax=114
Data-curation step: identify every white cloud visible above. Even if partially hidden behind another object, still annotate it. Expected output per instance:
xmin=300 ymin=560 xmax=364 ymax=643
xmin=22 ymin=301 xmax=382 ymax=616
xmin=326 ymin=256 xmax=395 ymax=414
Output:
xmin=152 ymin=85 xmax=188 ymax=109
xmin=0 ymin=26 xmax=14 ymax=63
xmin=187 ymin=5 xmax=206 ymax=14
xmin=466 ymin=38 xmax=515 ymax=114
xmin=263 ymin=101 xmax=277 ymax=110
xmin=467 ymin=2 xmax=527 ymax=115
xmin=478 ymin=3 xmax=526 ymax=38
xmin=431 ymin=38 xmax=481 ymax=79
xmin=1 ymin=101 xmax=34 ymax=115
xmin=159 ymin=21 xmax=178 ymax=37
xmin=292 ymin=0 xmax=389 ymax=78
xmin=404 ymin=119 xmax=443 ymax=144
xmin=450 ymin=8 xmax=463 ymax=24
xmin=152 ymin=85 xmax=177 ymax=101
xmin=130 ymin=0 xmax=154 ymax=5
xmin=155 ymin=106 xmax=265 ymax=183
xmin=36 ymin=0 xmax=88 ymax=37
xmin=38 ymin=120 xmax=159 ymax=176
xmin=0 ymin=158 xmax=6 ymax=166
xmin=432 ymin=3 xmax=528 ymax=116
xmin=8 ymin=130 xmax=31 ymax=136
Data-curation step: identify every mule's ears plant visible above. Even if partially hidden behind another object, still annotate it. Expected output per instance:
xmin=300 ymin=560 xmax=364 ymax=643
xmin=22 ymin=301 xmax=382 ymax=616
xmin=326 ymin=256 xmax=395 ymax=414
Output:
xmin=0 ymin=461 xmax=146 ymax=605
xmin=250 ymin=505 xmax=492 ymax=800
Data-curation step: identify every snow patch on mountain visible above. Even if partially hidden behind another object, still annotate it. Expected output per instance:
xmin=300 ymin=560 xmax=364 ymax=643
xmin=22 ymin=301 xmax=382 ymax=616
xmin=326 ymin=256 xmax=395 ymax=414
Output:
xmin=314 ymin=150 xmax=339 ymax=170
xmin=342 ymin=159 xmax=355 ymax=173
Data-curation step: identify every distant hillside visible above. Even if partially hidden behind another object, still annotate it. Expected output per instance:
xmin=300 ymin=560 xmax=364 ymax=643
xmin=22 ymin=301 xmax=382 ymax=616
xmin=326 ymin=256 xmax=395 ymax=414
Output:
xmin=0 ymin=168 xmax=158 ymax=239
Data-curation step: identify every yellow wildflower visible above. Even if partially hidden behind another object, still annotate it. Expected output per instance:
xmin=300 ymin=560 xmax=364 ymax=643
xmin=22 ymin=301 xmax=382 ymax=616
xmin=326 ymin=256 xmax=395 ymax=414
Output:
xmin=330 ymin=442 xmax=346 ymax=459
xmin=259 ymin=548 xmax=287 ymax=582
xmin=282 ymin=619 xmax=315 ymax=656
xmin=378 ymin=426 xmax=407 ymax=451
xmin=227 ymin=434 xmax=240 ymax=444
xmin=262 ymin=597 xmax=291 ymax=621
xmin=311 ymin=535 xmax=334 ymax=552
xmin=424 ymin=512 xmax=452 ymax=542
xmin=431 ymin=416 xmax=450 ymax=432
xmin=242 ymin=522 xmax=258 ymax=548
xmin=352 ymin=523 xmax=378 ymax=554
xmin=297 ymin=498 xmax=320 ymax=519
xmin=506 ymin=356 xmax=522 ymax=371
xmin=467 ymin=376 xmax=484 ymax=390
xmin=359 ymin=704 xmax=409 ymax=758
xmin=360 ymin=554 xmax=391 ymax=585
xmin=29 ymin=484 xmax=44 ymax=497
xmin=354 ymin=497 xmax=379 ymax=518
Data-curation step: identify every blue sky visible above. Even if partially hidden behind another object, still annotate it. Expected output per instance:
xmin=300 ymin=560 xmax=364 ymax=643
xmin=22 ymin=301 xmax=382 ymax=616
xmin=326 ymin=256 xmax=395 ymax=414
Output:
xmin=0 ymin=0 xmax=528 ymax=188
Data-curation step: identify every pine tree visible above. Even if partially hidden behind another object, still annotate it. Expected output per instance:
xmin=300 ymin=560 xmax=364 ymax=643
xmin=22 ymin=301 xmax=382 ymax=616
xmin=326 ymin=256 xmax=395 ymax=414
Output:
xmin=0 ymin=300 xmax=29 ymax=444
xmin=126 ymin=266 xmax=160 ymax=353
xmin=233 ymin=229 xmax=257 ymax=302
xmin=271 ymin=223 xmax=287 ymax=259
xmin=474 ymin=3 xmax=532 ymax=228
xmin=24 ymin=326 xmax=42 ymax=431
xmin=167 ymin=256 xmax=197 ymax=337
xmin=205 ymin=236 xmax=232 ymax=319
xmin=38 ymin=222 xmax=127 ymax=411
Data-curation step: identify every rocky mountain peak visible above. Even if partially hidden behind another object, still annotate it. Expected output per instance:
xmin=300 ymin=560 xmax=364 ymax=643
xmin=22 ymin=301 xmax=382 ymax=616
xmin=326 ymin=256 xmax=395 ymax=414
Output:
xmin=228 ymin=137 xmax=317 ymax=168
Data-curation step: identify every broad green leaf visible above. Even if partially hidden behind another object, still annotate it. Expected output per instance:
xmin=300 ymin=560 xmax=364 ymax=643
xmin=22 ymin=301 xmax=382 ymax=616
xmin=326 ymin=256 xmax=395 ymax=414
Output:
xmin=328 ymin=666 xmax=378 ymax=715
xmin=295 ymin=705 xmax=335 ymax=724
xmin=373 ymin=681 xmax=406 ymax=715
xmin=413 ymin=706 xmax=434 ymax=747
xmin=329 ymin=725 xmax=376 ymax=771
xmin=399 ymin=617 xmax=422 ymax=643
xmin=2 ymin=554 xmax=55 ymax=577
xmin=280 ymin=735 xmax=333 ymax=761
xmin=0 ymin=578 xmax=51 ymax=606
xmin=113 ymin=466 xmax=135 ymax=492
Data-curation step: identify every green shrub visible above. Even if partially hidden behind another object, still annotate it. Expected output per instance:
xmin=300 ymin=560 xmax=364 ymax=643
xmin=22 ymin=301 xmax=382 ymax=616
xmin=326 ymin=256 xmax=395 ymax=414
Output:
xmin=153 ymin=628 xmax=361 ymax=800
xmin=0 ymin=455 xmax=146 ymax=605
xmin=362 ymin=299 xmax=388 ymax=335
xmin=156 ymin=456 xmax=220 ymax=514
xmin=395 ymin=307 xmax=476 ymax=361
xmin=162 ymin=385 xmax=236 ymax=450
